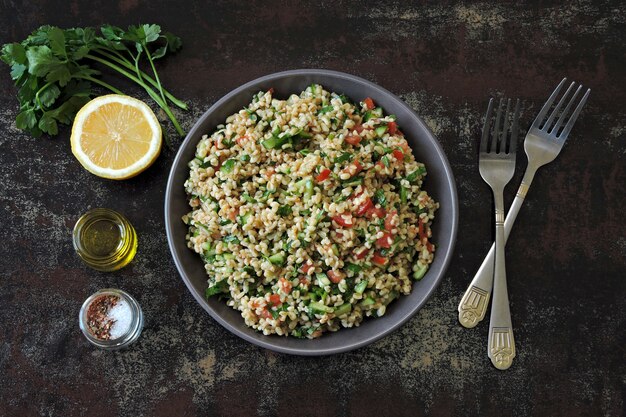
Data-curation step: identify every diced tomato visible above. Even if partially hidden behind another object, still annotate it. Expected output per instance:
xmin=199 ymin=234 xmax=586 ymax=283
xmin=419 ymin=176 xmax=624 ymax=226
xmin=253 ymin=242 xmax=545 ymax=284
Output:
xmin=315 ymin=168 xmax=331 ymax=183
xmin=387 ymin=121 xmax=398 ymax=135
xmin=418 ymin=219 xmax=426 ymax=240
xmin=279 ymin=277 xmax=292 ymax=294
xmin=375 ymin=160 xmax=385 ymax=170
xmin=355 ymin=197 xmax=374 ymax=217
xmin=426 ymin=242 xmax=434 ymax=253
xmin=299 ymin=275 xmax=310 ymax=285
xmin=342 ymin=160 xmax=363 ymax=178
xmin=236 ymin=135 xmax=249 ymax=145
xmin=349 ymin=190 xmax=364 ymax=201
xmin=376 ymin=232 xmax=393 ymax=248
xmin=372 ymin=252 xmax=388 ymax=266
xmin=352 ymin=160 xmax=363 ymax=174
xmin=332 ymin=214 xmax=354 ymax=228
xmin=216 ymin=154 xmax=227 ymax=170
xmin=260 ymin=309 xmax=272 ymax=319
xmin=354 ymin=247 xmax=369 ymax=259
xmin=327 ymin=270 xmax=344 ymax=284
xmin=363 ymin=97 xmax=375 ymax=110
xmin=301 ymin=262 xmax=314 ymax=274
xmin=384 ymin=210 xmax=397 ymax=231
xmin=268 ymin=87 xmax=274 ymax=94
xmin=268 ymin=294 xmax=282 ymax=306
xmin=345 ymin=135 xmax=362 ymax=146
xmin=266 ymin=167 xmax=275 ymax=177
xmin=392 ymin=149 xmax=404 ymax=161
xmin=366 ymin=206 xmax=386 ymax=220
xmin=354 ymin=124 xmax=365 ymax=133
xmin=311 ymin=330 xmax=323 ymax=338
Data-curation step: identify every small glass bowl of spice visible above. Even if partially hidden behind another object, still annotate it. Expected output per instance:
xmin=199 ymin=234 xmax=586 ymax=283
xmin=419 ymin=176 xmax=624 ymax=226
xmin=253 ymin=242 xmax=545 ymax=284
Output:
xmin=79 ymin=288 xmax=143 ymax=349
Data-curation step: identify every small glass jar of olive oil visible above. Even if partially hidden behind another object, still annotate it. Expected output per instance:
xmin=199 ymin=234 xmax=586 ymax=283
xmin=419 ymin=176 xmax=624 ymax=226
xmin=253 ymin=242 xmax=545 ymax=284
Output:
xmin=73 ymin=208 xmax=138 ymax=271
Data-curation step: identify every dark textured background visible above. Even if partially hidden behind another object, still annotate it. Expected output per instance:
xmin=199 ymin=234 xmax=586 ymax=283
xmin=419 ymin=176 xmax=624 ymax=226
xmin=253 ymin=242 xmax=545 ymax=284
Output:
xmin=1 ymin=1 xmax=624 ymax=416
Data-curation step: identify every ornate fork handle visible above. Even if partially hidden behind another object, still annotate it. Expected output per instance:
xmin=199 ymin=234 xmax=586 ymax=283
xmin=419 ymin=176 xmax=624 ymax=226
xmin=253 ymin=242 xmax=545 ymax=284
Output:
xmin=487 ymin=188 xmax=515 ymax=370
xmin=458 ymin=167 xmax=537 ymax=328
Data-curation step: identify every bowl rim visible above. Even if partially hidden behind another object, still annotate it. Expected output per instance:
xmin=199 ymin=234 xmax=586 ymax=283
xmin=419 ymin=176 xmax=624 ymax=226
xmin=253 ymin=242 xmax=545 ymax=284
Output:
xmin=165 ymin=69 xmax=458 ymax=355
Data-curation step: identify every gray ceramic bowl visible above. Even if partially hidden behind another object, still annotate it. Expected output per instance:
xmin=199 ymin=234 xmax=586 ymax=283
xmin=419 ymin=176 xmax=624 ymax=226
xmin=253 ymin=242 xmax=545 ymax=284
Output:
xmin=165 ymin=69 xmax=458 ymax=355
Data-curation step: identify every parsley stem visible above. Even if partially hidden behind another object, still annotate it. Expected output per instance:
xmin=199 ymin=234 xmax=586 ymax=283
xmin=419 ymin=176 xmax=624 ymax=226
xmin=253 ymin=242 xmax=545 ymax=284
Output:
xmin=85 ymin=53 xmax=143 ymax=86
xmin=76 ymin=75 xmax=124 ymax=95
xmin=91 ymin=48 xmax=188 ymax=110
xmin=144 ymin=46 xmax=168 ymax=118
xmin=34 ymin=81 xmax=55 ymax=111
xmin=85 ymin=53 xmax=184 ymax=136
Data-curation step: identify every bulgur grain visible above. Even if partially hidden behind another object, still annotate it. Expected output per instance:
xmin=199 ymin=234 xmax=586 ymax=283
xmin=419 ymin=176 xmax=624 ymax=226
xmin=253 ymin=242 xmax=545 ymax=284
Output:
xmin=184 ymin=85 xmax=438 ymax=339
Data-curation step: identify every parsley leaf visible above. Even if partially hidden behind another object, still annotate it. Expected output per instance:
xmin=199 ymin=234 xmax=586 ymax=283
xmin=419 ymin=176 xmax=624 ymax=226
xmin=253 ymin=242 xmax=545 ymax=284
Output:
xmin=1 ymin=24 xmax=187 ymax=139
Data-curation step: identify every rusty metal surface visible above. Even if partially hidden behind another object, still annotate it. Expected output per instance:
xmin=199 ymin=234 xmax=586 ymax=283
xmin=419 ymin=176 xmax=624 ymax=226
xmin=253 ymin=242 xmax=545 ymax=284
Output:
xmin=1 ymin=1 xmax=624 ymax=416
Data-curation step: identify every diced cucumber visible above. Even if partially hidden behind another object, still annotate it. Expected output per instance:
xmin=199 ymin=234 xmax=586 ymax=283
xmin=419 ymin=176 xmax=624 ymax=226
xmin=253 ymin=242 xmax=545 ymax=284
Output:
xmin=239 ymin=212 xmax=252 ymax=225
xmin=383 ymin=290 xmax=399 ymax=305
xmin=360 ymin=297 xmax=376 ymax=308
xmin=309 ymin=301 xmax=334 ymax=314
xmin=223 ymin=235 xmax=240 ymax=244
xmin=354 ymin=280 xmax=368 ymax=294
xmin=268 ymin=252 xmax=286 ymax=266
xmin=346 ymin=263 xmax=362 ymax=274
xmin=242 ymin=193 xmax=257 ymax=204
xmin=304 ymin=179 xmax=314 ymax=199
xmin=333 ymin=303 xmax=352 ymax=317
xmin=262 ymin=133 xmax=291 ymax=149
xmin=220 ymin=159 xmax=236 ymax=173
xmin=316 ymin=272 xmax=331 ymax=286
xmin=375 ymin=125 xmax=388 ymax=137
xmin=413 ymin=263 xmax=429 ymax=280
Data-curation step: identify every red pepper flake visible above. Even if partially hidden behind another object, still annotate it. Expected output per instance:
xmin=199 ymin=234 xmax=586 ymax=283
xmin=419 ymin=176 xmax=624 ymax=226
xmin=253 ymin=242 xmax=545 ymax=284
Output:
xmin=86 ymin=295 xmax=119 ymax=340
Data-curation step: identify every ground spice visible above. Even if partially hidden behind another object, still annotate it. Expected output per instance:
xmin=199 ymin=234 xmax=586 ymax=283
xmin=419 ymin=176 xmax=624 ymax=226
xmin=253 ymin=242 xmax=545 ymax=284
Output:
xmin=86 ymin=294 xmax=119 ymax=340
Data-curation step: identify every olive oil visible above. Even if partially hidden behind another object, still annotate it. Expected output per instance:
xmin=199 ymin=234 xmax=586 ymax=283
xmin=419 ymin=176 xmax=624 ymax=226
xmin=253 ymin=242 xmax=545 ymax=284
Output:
xmin=73 ymin=208 xmax=137 ymax=271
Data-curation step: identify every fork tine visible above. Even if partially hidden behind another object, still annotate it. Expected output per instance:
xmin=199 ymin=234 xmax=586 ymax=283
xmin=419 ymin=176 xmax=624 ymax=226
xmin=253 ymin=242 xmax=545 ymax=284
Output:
xmin=551 ymin=84 xmax=582 ymax=135
xmin=500 ymin=99 xmax=511 ymax=153
xmin=543 ymin=81 xmax=576 ymax=132
xmin=531 ymin=78 xmax=567 ymax=129
xmin=509 ymin=99 xmax=521 ymax=154
xmin=492 ymin=98 xmax=504 ymax=153
xmin=558 ymin=88 xmax=591 ymax=140
xmin=480 ymin=98 xmax=494 ymax=153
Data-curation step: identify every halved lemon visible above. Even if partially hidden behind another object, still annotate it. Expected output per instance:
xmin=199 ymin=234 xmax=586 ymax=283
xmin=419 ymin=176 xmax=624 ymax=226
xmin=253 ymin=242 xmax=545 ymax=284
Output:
xmin=70 ymin=94 xmax=162 ymax=180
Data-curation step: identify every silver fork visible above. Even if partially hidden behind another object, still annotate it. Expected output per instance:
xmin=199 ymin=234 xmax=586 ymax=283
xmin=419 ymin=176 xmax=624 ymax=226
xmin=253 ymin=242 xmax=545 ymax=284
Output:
xmin=458 ymin=79 xmax=591 ymax=329
xmin=478 ymin=98 xmax=519 ymax=370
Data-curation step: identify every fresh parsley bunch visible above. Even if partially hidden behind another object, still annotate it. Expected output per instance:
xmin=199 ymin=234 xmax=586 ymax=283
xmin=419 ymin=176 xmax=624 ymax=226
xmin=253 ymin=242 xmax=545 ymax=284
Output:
xmin=1 ymin=24 xmax=188 ymax=138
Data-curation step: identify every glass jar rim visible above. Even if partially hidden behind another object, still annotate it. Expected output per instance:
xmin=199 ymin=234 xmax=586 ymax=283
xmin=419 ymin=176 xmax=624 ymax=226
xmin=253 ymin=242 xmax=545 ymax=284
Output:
xmin=72 ymin=208 xmax=129 ymax=262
